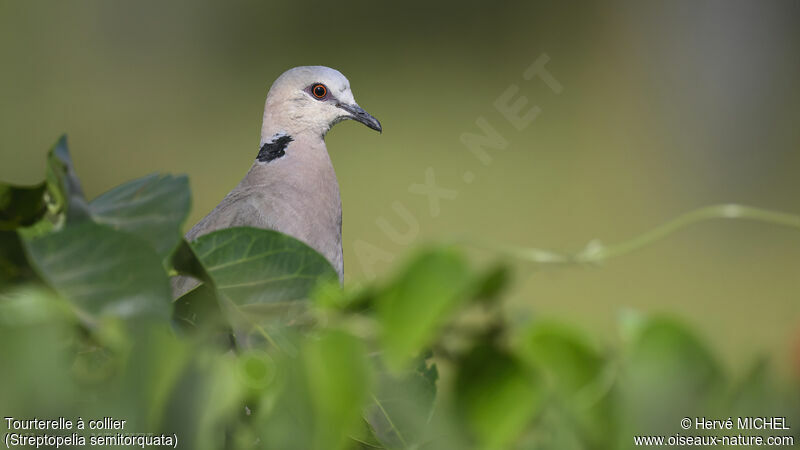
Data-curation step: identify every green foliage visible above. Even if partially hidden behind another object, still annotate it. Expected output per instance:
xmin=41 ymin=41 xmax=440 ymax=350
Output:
xmin=0 ymin=231 xmax=34 ymax=284
xmin=1 ymin=137 xmax=798 ymax=449
xmin=89 ymin=173 xmax=190 ymax=258
xmin=303 ymin=330 xmax=372 ymax=450
xmin=45 ymin=135 xmax=90 ymax=223
xmin=455 ymin=343 xmax=544 ymax=450
xmin=23 ymin=221 xmax=171 ymax=318
xmin=0 ymin=182 xmax=47 ymax=230
xmin=377 ymin=249 xmax=472 ymax=369
xmin=191 ymin=227 xmax=337 ymax=305
xmin=516 ymin=321 xmax=603 ymax=395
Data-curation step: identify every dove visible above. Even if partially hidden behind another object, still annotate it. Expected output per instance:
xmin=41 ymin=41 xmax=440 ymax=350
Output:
xmin=172 ymin=66 xmax=381 ymax=297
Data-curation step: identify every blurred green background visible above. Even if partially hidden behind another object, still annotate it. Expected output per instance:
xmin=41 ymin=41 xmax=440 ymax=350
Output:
xmin=1 ymin=0 xmax=799 ymax=374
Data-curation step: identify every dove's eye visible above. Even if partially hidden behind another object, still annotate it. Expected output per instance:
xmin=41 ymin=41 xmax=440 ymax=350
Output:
xmin=311 ymin=84 xmax=327 ymax=99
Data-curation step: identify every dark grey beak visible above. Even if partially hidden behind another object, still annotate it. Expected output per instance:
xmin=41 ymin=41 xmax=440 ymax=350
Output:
xmin=336 ymin=102 xmax=382 ymax=133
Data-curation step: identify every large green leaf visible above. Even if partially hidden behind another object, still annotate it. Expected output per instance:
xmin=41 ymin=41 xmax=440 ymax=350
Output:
xmin=23 ymin=221 xmax=171 ymax=318
xmin=90 ymin=173 xmax=190 ymax=258
xmin=377 ymin=248 xmax=472 ymax=369
xmin=185 ymin=227 xmax=337 ymax=348
xmin=190 ymin=227 xmax=337 ymax=305
xmin=0 ymin=182 xmax=47 ymax=230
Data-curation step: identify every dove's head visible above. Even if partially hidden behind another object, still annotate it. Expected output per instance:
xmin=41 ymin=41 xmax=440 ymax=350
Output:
xmin=261 ymin=66 xmax=381 ymax=142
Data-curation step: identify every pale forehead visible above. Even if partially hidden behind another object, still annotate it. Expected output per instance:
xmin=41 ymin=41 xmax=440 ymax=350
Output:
xmin=275 ymin=66 xmax=350 ymax=92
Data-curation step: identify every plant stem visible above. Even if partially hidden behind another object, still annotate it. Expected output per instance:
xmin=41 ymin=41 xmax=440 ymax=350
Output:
xmin=473 ymin=204 xmax=800 ymax=266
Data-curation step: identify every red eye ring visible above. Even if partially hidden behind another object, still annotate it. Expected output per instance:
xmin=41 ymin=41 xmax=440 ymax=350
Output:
xmin=312 ymin=84 xmax=327 ymax=99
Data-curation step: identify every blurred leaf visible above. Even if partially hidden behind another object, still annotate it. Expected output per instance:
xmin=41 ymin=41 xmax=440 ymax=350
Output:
xmin=90 ymin=173 xmax=190 ymax=258
xmin=0 ymin=286 xmax=72 ymax=326
xmin=0 ymin=182 xmax=47 ymax=230
xmin=45 ymin=135 xmax=89 ymax=223
xmin=455 ymin=343 xmax=543 ymax=450
xmin=626 ymin=316 xmax=721 ymax=389
xmin=617 ymin=308 xmax=646 ymax=344
xmin=128 ymin=324 xmax=195 ymax=431
xmin=622 ymin=316 xmax=723 ymax=433
xmin=161 ymin=348 xmax=244 ymax=450
xmin=516 ymin=322 xmax=618 ymax=449
xmin=237 ymin=349 xmax=277 ymax=392
xmin=0 ymin=230 xmax=37 ymax=286
xmin=304 ymin=330 xmax=372 ymax=450
xmin=728 ymin=358 xmax=799 ymax=421
xmin=23 ymin=221 xmax=171 ymax=318
xmin=172 ymin=283 xmax=228 ymax=337
xmin=470 ymin=263 xmax=511 ymax=302
xmin=0 ymin=289 xmax=80 ymax=419
xmin=367 ymin=354 xmax=440 ymax=450
xmin=729 ymin=358 xmax=773 ymax=415
xmin=516 ymin=321 xmax=604 ymax=394
xmin=313 ymin=280 xmax=377 ymax=312
xmin=377 ymin=248 xmax=472 ymax=369
xmin=191 ymin=227 xmax=337 ymax=305
xmin=253 ymin=330 xmax=371 ymax=450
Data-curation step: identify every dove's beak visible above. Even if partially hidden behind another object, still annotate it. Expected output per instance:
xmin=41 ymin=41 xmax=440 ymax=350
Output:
xmin=336 ymin=102 xmax=382 ymax=133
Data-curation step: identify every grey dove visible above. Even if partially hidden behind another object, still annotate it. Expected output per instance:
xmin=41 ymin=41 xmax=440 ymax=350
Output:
xmin=172 ymin=66 xmax=381 ymax=297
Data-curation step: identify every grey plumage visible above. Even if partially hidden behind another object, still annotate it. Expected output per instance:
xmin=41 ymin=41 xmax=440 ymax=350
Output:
xmin=171 ymin=66 xmax=380 ymax=298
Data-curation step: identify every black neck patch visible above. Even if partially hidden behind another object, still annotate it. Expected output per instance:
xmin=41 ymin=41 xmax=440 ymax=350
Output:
xmin=257 ymin=134 xmax=294 ymax=163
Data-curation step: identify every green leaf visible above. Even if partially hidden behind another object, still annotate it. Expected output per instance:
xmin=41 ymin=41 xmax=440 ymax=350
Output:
xmin=0 ymin=286 xmax=73 ymax=326
xmin=185 ymin=227 xmax=337 ymax=349
xmin=622 ymin=316 xmax=723 ymax=433
xmin=172 ymin=284 xmax=227 ymax=334
xmin=45 ymin=135 xmax=89 ymax=223
xmin=377 ymin=248 xmax=472 ymax=369
xmin=171 ymin=239 xmax=213 ymax=284
xmin=455 ymin=343 xmax=543 ymax=450
xmin=626 ymin=316 xmax=721 ymax=391
xmin=470 ymin=263 xmax=511 ymax=303
xmin=515 ymin=322 xmax=616 ymax=449
xmin=303 ymin=330 xmax=372 ymax=450
xmin=0 ymin=182 xmax=47 ymax=230
xmin=516 ymin=321 xmax=604 ymax=395
xmin=367 ymin=354 xmax=440 ymax=449
xmin=23 ymin=221 xmax=171 ymax=318
xmin=191 ymin=227 xmax=337 ymax=305
xmin=161 ymin=350 xmax=243 ymax=450
xmin=2 ymin=136 xmax=86 ymax=238
xmin=171 ymin=239 xmax=227 ymax=335
xmin=313 ymin=281 xmax=377 ymax=312
xmin=0 ymin=231 xmax=37 ymax=287
xmin=0 ymin=289 xmax=81 ymax=418
xmin=90 ymin=173 xmax=191 ymax=258
xmin=252 ymin=330 xmax=372 ymax=450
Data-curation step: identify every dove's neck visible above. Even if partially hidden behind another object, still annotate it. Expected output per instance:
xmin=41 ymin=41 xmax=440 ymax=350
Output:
xmin=243 ymin=129 xmax=344 ymax=280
